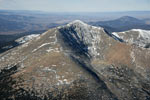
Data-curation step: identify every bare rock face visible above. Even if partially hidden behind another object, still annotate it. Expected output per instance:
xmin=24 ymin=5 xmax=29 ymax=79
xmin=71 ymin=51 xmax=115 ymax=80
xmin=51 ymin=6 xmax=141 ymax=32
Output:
xmin=0 ymin=20 xmax=150 ymax=100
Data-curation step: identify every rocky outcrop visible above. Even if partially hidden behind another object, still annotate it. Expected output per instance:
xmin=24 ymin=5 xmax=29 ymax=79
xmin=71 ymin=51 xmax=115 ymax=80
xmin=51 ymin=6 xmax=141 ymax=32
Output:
xmin=0 ymin=20 xmax=150 ymax=100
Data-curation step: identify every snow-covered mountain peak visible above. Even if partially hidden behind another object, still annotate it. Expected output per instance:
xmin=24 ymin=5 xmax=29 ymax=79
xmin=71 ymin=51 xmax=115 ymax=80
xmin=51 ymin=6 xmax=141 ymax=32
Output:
xmin=67 ymin=20 xmax=103 ymax=30
xmin=1 ymin=20 xmax=150 ymax=100
xmin=71 ymin=20 xmax=86 ymax=24
xmin=112 ymin=29 xmax=150 ymax=48
xmin=66 ymin=20 xmax=91 ymax=31
xmin=67 ymin=20 xmax=87 ymax=26
xmin=59 ymin=20 xmax=108 ymax=57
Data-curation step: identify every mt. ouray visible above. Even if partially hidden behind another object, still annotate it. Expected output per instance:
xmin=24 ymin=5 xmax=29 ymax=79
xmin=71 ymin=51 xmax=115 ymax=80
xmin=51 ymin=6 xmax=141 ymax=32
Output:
xmin=0 ymin=20 xmax=150 ymax=100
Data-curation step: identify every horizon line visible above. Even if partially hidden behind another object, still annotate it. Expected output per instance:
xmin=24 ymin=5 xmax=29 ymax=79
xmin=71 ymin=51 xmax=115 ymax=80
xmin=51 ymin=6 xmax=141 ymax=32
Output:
xmin=1 ymin=9 xmax=150 ymax=13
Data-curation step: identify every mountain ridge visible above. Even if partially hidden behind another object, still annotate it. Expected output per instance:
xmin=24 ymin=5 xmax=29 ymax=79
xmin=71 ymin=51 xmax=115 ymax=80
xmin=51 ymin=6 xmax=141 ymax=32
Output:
xmin=112 ymin=29 xmax=150 ymax=48
xmin=0 ymin=20 xmax=150 ymax=100
xmin=89 ymin=16 xmax=150 ymax=32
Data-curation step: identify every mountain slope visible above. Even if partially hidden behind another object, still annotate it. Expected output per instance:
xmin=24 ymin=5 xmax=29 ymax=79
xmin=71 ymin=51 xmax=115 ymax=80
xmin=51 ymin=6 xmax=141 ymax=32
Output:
xmin=112 ymin=29 xmax=150 ymax=48
xmin=0 ymin=32 xmax=43 ymax=54
xmin=0 ymin=20 xmax=150 ymax=100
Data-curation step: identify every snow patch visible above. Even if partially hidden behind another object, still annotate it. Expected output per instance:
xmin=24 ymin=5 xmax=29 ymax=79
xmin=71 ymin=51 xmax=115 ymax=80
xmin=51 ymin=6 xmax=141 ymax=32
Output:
xmin=16 ymin=34 xmax=40 ymax=44
xmin=49 ymin=34 xmax=56 ymax=39
xmin=56 ymin=79 xmax=71 ymax=85
xmin=32 ymin=43 xmax=51 ymax=52
xmin=46 ymin=47 xmax=60 ymax=53
xmin=112 ymin=32 xmax=120 ymax=38
xmin=67 ymin=20 xmax=88 ymax=27
xmin=52 ymin=65 xmax=57 ymax=67
xmin=43 ymin=67 xmax=56 ymax=73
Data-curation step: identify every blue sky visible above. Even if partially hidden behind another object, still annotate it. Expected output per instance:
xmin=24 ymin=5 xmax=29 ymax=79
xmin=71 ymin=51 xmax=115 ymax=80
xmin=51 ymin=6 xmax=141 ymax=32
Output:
xmin=0 ymin=0 xmax=150 ymax=12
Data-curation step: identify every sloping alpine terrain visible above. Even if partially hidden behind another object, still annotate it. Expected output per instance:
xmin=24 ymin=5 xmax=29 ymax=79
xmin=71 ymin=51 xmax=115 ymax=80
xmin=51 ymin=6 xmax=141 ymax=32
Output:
xmin=0 ymin=20 xmax=150 ymax=100
xmin=112 ymin=29 xmax=150 ymax=48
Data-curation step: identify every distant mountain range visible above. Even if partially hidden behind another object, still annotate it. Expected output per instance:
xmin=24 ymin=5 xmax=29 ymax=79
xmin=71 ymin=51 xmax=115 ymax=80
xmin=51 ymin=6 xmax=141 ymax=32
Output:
xmin=0 ymin=10 xmax=66 ymax=35
xmin=89 ymin=16 xmax=150 ymax=32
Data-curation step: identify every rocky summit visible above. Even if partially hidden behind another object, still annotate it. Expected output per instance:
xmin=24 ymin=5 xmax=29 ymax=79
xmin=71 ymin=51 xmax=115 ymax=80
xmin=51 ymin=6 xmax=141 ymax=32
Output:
xmin=0 ymin=20 xmax=150 ymax=100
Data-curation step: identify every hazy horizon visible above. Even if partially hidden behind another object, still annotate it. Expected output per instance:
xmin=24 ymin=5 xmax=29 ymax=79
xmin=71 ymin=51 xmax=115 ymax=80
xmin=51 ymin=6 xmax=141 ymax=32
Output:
xmin=0 ymin=0 xmax=150 ymax=12
xmin=1 ymin=9 xmax=150 ymax=13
